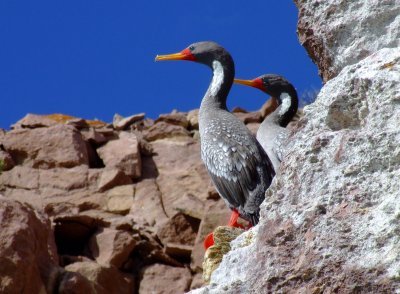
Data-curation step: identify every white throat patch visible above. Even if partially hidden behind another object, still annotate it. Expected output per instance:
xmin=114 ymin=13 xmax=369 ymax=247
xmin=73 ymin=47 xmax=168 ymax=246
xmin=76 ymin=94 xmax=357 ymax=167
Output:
xmin=210 ymin=60 xmax=224 ymax=96
xmin=279 ymin=92 xmax=291 ymax=116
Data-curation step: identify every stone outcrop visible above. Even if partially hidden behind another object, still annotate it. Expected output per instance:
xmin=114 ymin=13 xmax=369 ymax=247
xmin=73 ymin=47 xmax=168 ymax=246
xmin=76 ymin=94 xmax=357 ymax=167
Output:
xmin=0 ymin=110 xmax=265 ymax=293
xmin=193 ymin=1 xmax=400 ymax=293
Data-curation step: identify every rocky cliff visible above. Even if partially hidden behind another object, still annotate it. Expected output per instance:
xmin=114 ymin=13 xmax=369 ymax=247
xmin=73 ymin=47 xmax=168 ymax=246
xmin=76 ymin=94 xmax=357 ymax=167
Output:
xmin=193 ymin=0 xmax=400 ymax=293
xmin=0 ymin=109 xmax=264 ymax=293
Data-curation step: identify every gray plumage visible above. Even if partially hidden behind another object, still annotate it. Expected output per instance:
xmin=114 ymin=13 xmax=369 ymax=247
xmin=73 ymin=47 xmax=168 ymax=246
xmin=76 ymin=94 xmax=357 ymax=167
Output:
xmin=157 ymin=41 xmax=275 ymax=225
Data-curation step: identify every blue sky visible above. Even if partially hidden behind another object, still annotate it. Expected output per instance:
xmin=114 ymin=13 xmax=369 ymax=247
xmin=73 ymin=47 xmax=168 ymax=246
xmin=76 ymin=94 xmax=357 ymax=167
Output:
xmin=0 ymin=1 xmax=321 ymax=129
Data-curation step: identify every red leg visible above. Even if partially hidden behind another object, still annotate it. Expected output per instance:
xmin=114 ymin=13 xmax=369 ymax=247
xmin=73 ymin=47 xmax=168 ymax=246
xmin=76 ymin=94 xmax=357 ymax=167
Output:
xmin=204 ymin=232 xmax=214 ymax=249
xmin=228 ymin=209 xmax=245 ymax=229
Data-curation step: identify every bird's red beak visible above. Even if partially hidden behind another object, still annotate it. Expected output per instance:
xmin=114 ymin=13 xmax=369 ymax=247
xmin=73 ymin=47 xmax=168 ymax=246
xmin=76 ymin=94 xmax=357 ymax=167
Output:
xmin=234 ymin=78 xmax=265 ymax=91
xmin=155 ymin=48 xmax=196 ymax=62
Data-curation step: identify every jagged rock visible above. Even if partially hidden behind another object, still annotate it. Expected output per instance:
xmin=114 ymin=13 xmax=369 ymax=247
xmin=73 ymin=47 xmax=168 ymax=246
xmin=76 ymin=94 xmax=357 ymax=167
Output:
xmin=194 ymin=16 xmax=400 ymax=294
xmin=0 ymin=197 xmax=59 ymax=293
xmin=157 ymin=212 xmax=200 ymax=247
xmin=144 ymin=121 xmax=190 ymax=141
xmin=105 ymin=184 xmax=134 ymax=214
xmin=88 ymin=228 xmax=138 ymax=268
xmin=113 ymin=113 xmax=145 ymax=130
xmin=190 ymin=273 xmax=204 ymax=290
xmin=58 ymin=271 xmax=99 ymax=294
xmin=245 ymin=122 xmax=260 ymax=136
xmin=80 ymin=128 xmax=107 ymax=145
xmin=97 ymin=169 xmax=132 ymax=192
xmin=151 ymin=137 xmax=210 ymax=217
xmin=2 ymin=125 xmax=89 ymax=168
xmin=172 ymin=193 xmax=205 ymax=219
xmin=39 ymin=165 xmax=89 ymax=191
xmin=165 ymin=243 xmax=193 ymax=260
xmin=156 ymin=112 xmax=189 ymax=128
xmin=129 ymin=179 xmax=168 ymax=228
xmin=0 ymin=166 xmax=39 ymax=189
xmin=65 ymin=261 xmax=135 ymax=294
xmin=295 ymin=0 xmax=400 ymax=82
xmin=187 ymin=109 xmax=199 ymax=129
xmin=202 ymin=226 xmax=244 ymax=283
xmin=97 ymin=132 xmax=141 ymax=178
xmin=138 ymin=264 xmax=192 ymax=294
xmin=11 ymin=113 xmax=59 ymax=129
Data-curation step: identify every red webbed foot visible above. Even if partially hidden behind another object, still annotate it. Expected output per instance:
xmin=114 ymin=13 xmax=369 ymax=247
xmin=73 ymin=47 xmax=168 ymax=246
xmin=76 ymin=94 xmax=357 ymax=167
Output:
xmin=204 ymin=232 xmax=214 ymax=250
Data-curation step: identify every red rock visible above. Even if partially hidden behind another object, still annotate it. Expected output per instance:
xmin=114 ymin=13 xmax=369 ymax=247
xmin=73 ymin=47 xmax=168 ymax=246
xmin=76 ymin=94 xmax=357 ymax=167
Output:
xmin=97 ymin=132 xmax=141 ymax=179
xmin=39 ymin=165 xmax=89 ymax=191
xmin=88 ymin=228 xmax=138 ymax=268
xmin=0 ymin=197 xmax=59 ymax=293
xmin=80 ymin=128 xmax=107 ymax=145
xmin=0 ymin=166 xmax=39 ymax=190
xmin=139 ymin=264 xmax=192 ymax=294
xmin=58 ymin=271 xmax=99 ymax=294
xmin=105 ymin=184 xmax=134 ymax=214
xmin=144 ymin=121 xmax=190 ymax=141
xmin=65 ymin=261 xmax=135 ymax=294
xmin=157 ymin=212 xmax=200 ymax=247
xmin=2 ymin=125 xmax=89 ymax=168
xmin=156 ymin=112 xmax=189 ymax=128
xmin=97 ymin=169 xmax=132 ymax=192
xmin=151 ymin=138 xmax=210 ymax=217
xmin=11 ymin=113 xmax=59 ymax=129
xmin=129 ymin=179 xmax=168 ymax=228
xmin=113 ymin=113 xmax=145 ymax=130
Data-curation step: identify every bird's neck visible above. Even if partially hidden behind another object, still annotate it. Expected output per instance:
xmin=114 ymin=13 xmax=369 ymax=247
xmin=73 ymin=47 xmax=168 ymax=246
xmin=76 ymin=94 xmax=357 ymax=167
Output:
xmin=200 ymin=59 xmax=234 ymax=113
xmin=266 ymin=88 xmax=298 ymax=127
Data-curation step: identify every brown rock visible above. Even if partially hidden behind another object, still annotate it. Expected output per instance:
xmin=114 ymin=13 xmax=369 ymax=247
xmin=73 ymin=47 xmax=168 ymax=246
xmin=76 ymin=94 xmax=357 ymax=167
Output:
xmin=129 ymin=179 xmax=168 ymax=228
xmin=139 ymin=264 xmax=192 ymax=294
xmin=66 ymin=118 xmax=90 ymax=129
xmin=11 ymin=113 xmax=59 ymax=129
xmin=97 ymin=169 xmax=132 ymax=192
xmin=172 ymin=193 xmax=205 ymax=220
xmin=151 ymin=138 xmax=210 ymax=217
xmin=156 ymin=112 xmax=189 ymax=128
xmin=81 ymin=128 xmax=107 ymax=145
xmin=187 ymin=109 xmax=199 ymax=129
xmin=65 ymin=261 xmax=135 ymax=294
xmin=39 ymin=165 xmax=88 ymax=191
xmin=144 ymin=121 xmax=190 ymax=141
xmin=88 ymin=228 xmax=138 ymax=268
xmin=58 ymin=271 xmax=99 ymax=294
xmin=0 ymin=150 xmax=15 ymax=171
xmin=233 ymin=111 xmax=262 ymax=124
xmin=0 ymin=166 xmax=39 ymax=189
xmin=97 ymin=132 xmax=141 ymax=179
xmin=190 ymin=272 xmax=204 ymax=290
xmin=1 ymin=188 xmax=43 ymax=209
xmin=165 ymin=243 xmax=193 ymax=260
xmin=113 ymin=113 xmax=145 ymax=130
xmin=105 ymin=184 xmax=134 ymax=214
xmin=0 ymin=197 xmax=59 ymax=293
xmin=260 ymin=97 xmax=279 ymax=118
xmin=2 ymin=125 xmax=89 ymax=168
xmin=157 ymin=212 xmax=200 ymax=246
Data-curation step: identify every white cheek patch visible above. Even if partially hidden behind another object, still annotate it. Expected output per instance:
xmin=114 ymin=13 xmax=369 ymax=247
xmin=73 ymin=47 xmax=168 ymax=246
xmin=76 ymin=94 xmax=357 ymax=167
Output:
xmin=279 ymin=92 xmax=291 ymax=116
xmin=210 ymin=60 xmax=224 ymax=96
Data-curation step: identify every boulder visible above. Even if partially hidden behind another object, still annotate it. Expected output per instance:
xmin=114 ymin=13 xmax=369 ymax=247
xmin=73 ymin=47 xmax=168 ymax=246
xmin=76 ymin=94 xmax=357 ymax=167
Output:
xmin=88 ymin=228 xmax=138 ymax=268
xmin=139 ymin=264 xmax=192 ymax=294
xmin=97 ymin=169 xmax=132 ymax=192
xmin=105 ymin=184 xmax=134 ymax=214
xmin=233 ymin=111 xmax=262 ymax=124
xmin=144 ymin=121 xmax=190 ymax=141
xmin=187 ymin=109 xmax=199 ymax=129
xmin=0 ymin=166 xmax=39 ymax=190
xmin=2 ymin=125 xmax=89 ymax=168
xmin=0 ymin=150 xmax=15 ymax=171
xmin=0 ymin=197 xmax=59 ymax=293
xmin=113 ymin=113 xmax=145 ymax=130
xmin=65 ymin=261 xmax=135 ymax=294
xmin=97 ymin=132 xmax=141 ymax=179
xmin=11 ymin=113 xmax=59 ymax=129
xmin=156 ymin=112 xmax=189 ymax=128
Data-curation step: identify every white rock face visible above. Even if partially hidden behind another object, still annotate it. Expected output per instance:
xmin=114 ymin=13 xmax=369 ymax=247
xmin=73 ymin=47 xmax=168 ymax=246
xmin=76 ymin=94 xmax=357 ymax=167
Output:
xmin=295 ymin=0 xmax=400 ymax=82
xmin=192 ymin=0 xmax=400 ymax=292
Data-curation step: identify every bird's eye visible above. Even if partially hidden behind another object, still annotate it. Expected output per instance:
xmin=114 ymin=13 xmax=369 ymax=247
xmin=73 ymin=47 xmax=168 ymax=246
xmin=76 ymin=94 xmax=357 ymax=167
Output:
xmin=189 ymin=46 xmax=195 ymax=51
